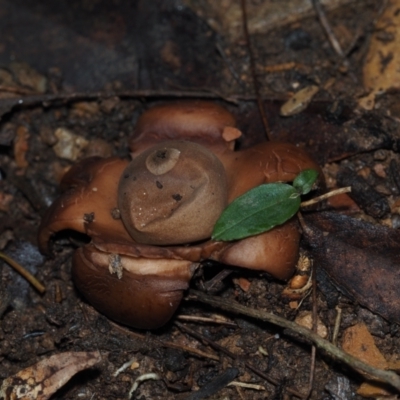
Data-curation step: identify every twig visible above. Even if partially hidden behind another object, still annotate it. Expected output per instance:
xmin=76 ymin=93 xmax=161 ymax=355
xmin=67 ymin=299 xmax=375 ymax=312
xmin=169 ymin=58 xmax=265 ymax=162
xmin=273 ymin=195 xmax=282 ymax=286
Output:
xmin=110 ymin=322 xmax=219 ymax=361
xmin=0 ymin=89 xmax=296 ymax=122
xmin=187 ymin=289 xmax=400 ymax=393
xmin=0 ymin=251 xmax=45 ymax=293
xmin=300 ymin=186 xmax=351 ymax=207
xmin=303 ymin=267 xmax=318 ymax=400
xmin=228 ymin=381 xmax=266 ymax=391
xmin=203 ymin=268 xmax=233 ymax=292
xmin=23 ymin=89 xmax=236 ymax=106
xmin=177 ymin=314 xmax=237 ymax=327
xmin=240 ymin=0 xmax=271 ymax=141
xmin=175 ymin=321 xmax=303 ymax=398
xmin=0 ymin=89 xmax=246 ymax=120
xmin=163 ymin=80 xmax=240 ymax=105
xmin=332 ymin=306 xmax=342 ymax=346
xmin=312 ymin=0 xmax=344 ymax=57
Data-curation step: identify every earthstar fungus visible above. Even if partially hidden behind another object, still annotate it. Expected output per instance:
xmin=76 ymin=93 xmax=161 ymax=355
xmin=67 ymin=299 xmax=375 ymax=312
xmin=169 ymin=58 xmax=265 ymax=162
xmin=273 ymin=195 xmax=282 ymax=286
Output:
xmin=38 ymin=101 xmax=322 ymax=329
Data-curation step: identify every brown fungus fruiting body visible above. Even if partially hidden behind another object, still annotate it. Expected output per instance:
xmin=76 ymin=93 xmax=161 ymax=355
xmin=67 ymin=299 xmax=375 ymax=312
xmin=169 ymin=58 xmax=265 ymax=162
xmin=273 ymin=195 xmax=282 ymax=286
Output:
xmin=38 ymin=101 xmax=323 ymax=329
xmin=72 ymin=244 xmax=194 ymax=329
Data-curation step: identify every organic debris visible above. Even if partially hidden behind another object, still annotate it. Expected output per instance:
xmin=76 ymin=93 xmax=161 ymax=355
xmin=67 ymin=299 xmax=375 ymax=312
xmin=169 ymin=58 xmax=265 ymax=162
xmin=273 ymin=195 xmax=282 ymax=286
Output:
xmin=342 ymin=323 xmax=394 ymax=397
xmin=360 ymin=0 xmax=400 ymax=109
xmin=302 ymin=211 xmax=400 ymax=323
xmin=0 ymin=351 xmax=102 ymax=400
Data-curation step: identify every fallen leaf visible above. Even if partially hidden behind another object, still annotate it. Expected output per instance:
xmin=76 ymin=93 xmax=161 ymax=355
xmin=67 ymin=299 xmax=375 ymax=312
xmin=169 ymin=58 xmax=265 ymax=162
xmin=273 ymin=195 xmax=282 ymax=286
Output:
xmin=302 ymin=212 xmax=400 ymax=324
xmin=0 ymin=351 xmax=102 ymax=400
xmin=342 ymin=323 xmax=387 ymax=369
xmin=361 ymin=0 xmax=400 ymax=109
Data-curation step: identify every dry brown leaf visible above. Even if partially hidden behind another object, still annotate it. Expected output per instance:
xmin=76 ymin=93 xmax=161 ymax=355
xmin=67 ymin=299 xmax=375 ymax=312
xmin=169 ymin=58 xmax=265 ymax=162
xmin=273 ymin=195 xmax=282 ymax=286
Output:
xmin=0 ymin=351 xmax=102 ymax=400
xmin=342 ymin=323 xmax=392 ymax=397
xmin=360 ymin=0 xmax=400 ymax=109
xmin=342 ymin=323 xmax=388 ymax=369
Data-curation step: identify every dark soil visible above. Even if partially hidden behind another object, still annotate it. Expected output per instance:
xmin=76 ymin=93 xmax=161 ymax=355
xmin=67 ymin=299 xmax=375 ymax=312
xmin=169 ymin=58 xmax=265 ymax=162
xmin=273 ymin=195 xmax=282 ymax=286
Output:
xmin=1 ymin=1 xmax=399 ymax=399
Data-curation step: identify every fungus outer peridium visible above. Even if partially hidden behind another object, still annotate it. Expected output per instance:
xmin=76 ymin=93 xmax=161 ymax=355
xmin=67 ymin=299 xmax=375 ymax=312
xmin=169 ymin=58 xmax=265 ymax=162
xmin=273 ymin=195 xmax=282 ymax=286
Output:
xmin=38 ymin=156 xmax=132 ymax=253
xmin=72 ymin=243 xmax=194 ymax=329
xmin=129 ymin=100 xmax=242 ymax=156
xmin=118 ymin=140 xmax=228 ymax=245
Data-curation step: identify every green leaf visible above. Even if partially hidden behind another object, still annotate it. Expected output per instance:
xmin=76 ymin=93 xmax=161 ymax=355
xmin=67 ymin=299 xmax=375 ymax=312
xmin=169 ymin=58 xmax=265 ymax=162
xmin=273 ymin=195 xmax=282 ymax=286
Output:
xmin=292 ymin=169 xmax=319 ymax=195
xmin=212 ymin=183 xmax=301 ymax=241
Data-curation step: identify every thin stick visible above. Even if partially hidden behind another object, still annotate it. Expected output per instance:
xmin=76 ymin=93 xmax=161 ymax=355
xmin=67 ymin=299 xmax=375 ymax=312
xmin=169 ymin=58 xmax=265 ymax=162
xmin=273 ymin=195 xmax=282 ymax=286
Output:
xmin=0 ymin=251 xmax=45 ymax=293
xmin=175 ymin=321 xmax=304 ymax=398
xmin=332 ymin=306 xmax=342 ymax=346
xmin=110 ymin=321 xmax=219 ymax=361
xmin=240 ymin=0 xmax=272 ymax=141
xmin=312 ymin=0 xmax=344 ymax=57
xmin=303 ymin=267 xmax=318 ymax=400
xmin=0 ymin=89 xmax=295 ymax=122
xmin=300 ymin=186 xmax=351 ymax=207
xmin=228 ymin=381 xmax=266 ymax=391
xmin=203 ymin=268 xmax=233 ymax=292
xmin=187 ymin=289 xmax=400 ymax=393
xmin=177 ymin=314 xmax=237 ymax=327
xmin=0 ymin=89 xmax=241 ymax=119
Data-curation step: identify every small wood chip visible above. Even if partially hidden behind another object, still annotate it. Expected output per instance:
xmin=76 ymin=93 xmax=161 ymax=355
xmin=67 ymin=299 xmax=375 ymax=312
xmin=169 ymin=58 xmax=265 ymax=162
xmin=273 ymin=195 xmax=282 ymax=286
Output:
xmin=14 ymin=125 xmax=29 ymax=169
xmin=53 ymin=127 xmax=89 ymax=161
xmin=280 ymin=85 xmax=319 ymax=116
xmin=234 ymin=277 xmax=251 ymax=292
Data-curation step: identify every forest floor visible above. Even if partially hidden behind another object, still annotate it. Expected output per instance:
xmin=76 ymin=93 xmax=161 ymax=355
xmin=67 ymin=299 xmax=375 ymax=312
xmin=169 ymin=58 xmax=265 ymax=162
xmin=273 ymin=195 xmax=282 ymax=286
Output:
xmin=1 ymin=0 xmax=400 ymax=399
